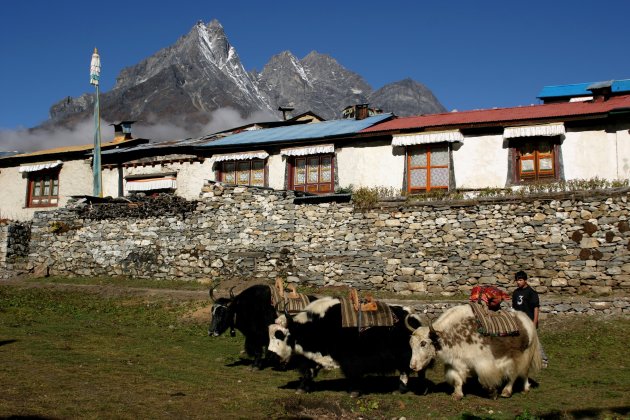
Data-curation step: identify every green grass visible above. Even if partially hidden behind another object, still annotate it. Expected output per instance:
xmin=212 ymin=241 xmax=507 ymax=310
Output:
xmin=0 ymin=280 xmax=629 ymax=419
xmin=24 ymin=275 xmax=211 ymax=291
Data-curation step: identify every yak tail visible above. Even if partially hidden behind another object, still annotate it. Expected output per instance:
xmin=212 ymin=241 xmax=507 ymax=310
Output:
xmin=528 ymin=333 xmax=543 ymax=375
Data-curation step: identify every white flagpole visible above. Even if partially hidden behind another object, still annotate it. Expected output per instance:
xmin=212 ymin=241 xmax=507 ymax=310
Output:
xmin=90 ymin=48 xmax=103 ymax=197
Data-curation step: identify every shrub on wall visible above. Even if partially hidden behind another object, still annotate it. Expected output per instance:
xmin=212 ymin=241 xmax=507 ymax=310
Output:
xmin=352 ymin=187 xmax=379 ymax=210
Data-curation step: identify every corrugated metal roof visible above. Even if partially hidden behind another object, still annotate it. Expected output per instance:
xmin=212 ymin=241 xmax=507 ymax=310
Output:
xmin=612 ymin=79 xmax=630 ymax=93
xmin=101 ymin=115 xmax=329 ymax=156
xmin=196 ymin=114 xmax=393 ymax=148
xmin=537 ymin=82 xmax=592 ymax=99
xmin=538 ymin=79 xmax=630 ymax=99
xmin=361 ymin=95 xmax=630 ymax=133
xmin=3 ymin=138 xmax=147 ymax=159
xmin=101 ymin=137 xmax=209 ymax=155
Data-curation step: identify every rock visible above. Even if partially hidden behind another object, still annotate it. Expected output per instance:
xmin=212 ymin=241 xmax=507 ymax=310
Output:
xmin=551 ymin=278 xmax=567 ymax=287
xmin=580 ymin=238 xmax=600 ymax=248
xmin=32 ymin=262 xmax=50 ymax=278
xmin=591 ymin=286 xmax=613 ymax=295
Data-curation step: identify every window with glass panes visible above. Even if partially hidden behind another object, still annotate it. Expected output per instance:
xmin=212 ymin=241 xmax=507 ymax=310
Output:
xmin=289 ymin=154 xmax=334 ymax=193
xmin=27 ymin=170 xmax=59 ymax=207
xmin=407 ymin=144 xmax=449 ymax=192
xmin=218 ymin=159 xmax=266 ymax=186
xmin=514 ymin=139 xmax=557 ymax=182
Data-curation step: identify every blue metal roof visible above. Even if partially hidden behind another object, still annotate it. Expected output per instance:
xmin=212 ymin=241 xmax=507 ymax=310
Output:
xmin=196 ymin=113 xmax=393 ymax=148
xmin=612 ymin=79 xmax=630 ymax=93
xmin=537 ymin=79 xmax=630 ymax=99
xmin=537 ymin=82 xmax=592 ymax=99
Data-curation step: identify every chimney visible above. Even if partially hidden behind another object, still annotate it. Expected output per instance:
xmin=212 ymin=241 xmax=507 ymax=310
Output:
xmin=587 ymin=81 xmax=613 ymax=102
xmin=110 ymin=121 xmax=136 ymax=143
xmin=355 ymin=103 xmax=369 ymax=120
xmin=278 ymin=106 xmax=294 ymax=121
xmin=342 ymin=104 xmax=381 ymax=119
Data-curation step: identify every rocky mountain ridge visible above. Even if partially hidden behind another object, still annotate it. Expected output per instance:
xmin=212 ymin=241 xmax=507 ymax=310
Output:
xmin=46 ymin=19 xmax=446 ymax=135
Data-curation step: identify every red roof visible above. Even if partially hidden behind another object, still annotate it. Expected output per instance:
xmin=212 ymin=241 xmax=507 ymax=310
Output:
xmin=361 ymin=94 xmax=630 ymax=133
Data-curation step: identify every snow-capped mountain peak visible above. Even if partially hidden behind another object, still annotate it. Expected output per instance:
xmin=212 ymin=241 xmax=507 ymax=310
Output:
xmin=47 ymin=19 xmax=445 ymax=133
xmin=196 ymin=20 xmax=270 ymax=110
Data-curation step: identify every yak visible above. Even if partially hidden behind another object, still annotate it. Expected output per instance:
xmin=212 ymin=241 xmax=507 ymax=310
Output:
xmin=408 ymin=304 xmax=542 ymax=400
xmin=209 ymin=283 xmax=314 ymax=369
xmin=268 ymin=296 xmax=423 ymax=396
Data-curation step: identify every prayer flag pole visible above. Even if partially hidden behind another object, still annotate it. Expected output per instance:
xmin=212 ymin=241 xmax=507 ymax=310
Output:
xmin=90 ymin=48 xmax=103 ymax=197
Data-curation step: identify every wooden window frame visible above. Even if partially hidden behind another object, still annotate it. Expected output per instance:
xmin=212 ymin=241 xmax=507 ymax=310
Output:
xmin=407 ymin=144 xmax=449 ymax=193
xmin=216 ymin=159 xmax=267 ymax=187
xmin=26 ymin=169 xmax=60 ymax=208
xmin=288 ymin=154 xmax=334 ymax=194
xmin=512 ymin=138 xmax=560 ymax=184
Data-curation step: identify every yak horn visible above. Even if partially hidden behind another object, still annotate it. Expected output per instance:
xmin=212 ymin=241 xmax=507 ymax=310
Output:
xmin=404 ymin=314 xmax=418 ymax=333
xmin=427 ymin=316 xmax=441 ymax=350
xmin=229 ymin=286 xmax=236 ymax=299
xmin=208 ymin=280 xmax=221 ymax=302
xmin=428 ymin=317 xmax=436 ymax=334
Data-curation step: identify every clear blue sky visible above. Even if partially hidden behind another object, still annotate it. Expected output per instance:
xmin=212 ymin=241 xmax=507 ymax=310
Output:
xmin=1 ymin=0 xmax=629 ymax=131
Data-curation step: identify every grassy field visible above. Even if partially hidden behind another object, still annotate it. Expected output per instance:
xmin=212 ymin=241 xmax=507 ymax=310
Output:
xmin=0 ymin=278 xmax=628 ymax=419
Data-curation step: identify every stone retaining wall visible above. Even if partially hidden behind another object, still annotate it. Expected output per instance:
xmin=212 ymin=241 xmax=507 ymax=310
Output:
xmin=0 ymin=221 xmax=30 ymax=279
xmin=19 ymin=183 xmax=630 ymax=298
xmin=393 ymin=296 xmax=630 ymax=317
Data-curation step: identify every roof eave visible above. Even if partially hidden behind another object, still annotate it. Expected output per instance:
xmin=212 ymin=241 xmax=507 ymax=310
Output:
xmin=193 ymin=130 xmax=380 ymax=153
xmin=0 ymin=138 xmax=149 ymax=168
xmin=364 ymin=111 xmax=617 ymax=136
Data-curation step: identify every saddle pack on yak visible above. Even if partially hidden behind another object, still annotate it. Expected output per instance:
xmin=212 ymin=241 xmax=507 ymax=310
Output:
xmin=340 ymin=288 xmax=394 ymax=330
xmin=469 ymin=285 xmax=519 ymax=336
xmin=270 ymin=278 xmax=311 ymax=314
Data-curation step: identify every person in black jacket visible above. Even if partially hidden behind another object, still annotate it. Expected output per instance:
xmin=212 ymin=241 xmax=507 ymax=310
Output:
xmin=512 ymin=270 xmax=548 ymax=367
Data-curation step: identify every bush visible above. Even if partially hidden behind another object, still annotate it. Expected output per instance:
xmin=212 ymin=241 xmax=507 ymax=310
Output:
xmin=351 ymin=186 xmax=404 ymax=209
xmin=352 ymin=187 xmax=379 ymax=210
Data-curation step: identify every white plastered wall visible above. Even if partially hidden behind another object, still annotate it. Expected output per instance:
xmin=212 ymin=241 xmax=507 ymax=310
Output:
xmin=267 ymin=154 xmax=286 ymax=190
xmin=561 ymin=128 xmax=628 ymax=181
xmin=452 ymin=134 xmax=508 ymax=188
xmin=0 ymin=159 xmax=92 ymax=221
xmin=615 ymin=127 xmax=630 ymax=180
xmin=336 ymin=143 xmax=404 ymax=190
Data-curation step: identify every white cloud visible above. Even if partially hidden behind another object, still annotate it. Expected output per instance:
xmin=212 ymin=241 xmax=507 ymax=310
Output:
xmin=196 ymin=108 xmax=276 ymax=136
xmin=131 ymin=121 xmax=190 ymax=141
xmin=0 ymin=119 xmax=95 ymax=153
xmin=0 ymin=108 xmax=279 ymax=153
